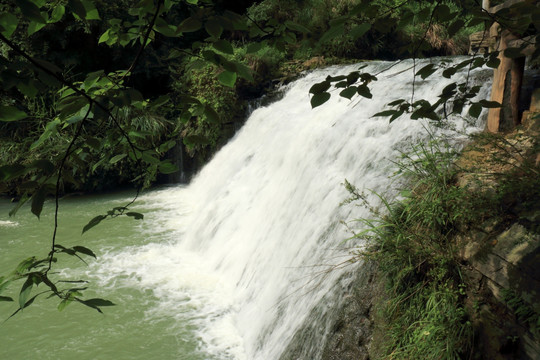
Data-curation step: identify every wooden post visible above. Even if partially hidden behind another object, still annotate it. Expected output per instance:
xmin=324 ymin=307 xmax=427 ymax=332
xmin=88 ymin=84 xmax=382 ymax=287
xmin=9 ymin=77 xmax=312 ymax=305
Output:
xmin=486 ymin=30 xmax=526 ymax=132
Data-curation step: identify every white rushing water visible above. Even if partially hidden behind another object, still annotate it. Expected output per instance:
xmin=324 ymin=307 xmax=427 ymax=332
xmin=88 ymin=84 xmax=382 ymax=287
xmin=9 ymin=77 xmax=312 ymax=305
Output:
xmin=88 ymin=58 xmax=492 ymax=359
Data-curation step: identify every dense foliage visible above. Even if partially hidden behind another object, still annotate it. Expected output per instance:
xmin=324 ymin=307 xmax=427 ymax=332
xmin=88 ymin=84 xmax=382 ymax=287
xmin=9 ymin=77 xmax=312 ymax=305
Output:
xmin=0 ymin=0 xmax=538 ymax=323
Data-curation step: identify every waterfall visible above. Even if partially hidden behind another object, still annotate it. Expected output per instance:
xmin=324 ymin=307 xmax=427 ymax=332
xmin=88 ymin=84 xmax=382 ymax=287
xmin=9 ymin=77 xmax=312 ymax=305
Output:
xmin=90 ymin=58 xmax=492 ymax=359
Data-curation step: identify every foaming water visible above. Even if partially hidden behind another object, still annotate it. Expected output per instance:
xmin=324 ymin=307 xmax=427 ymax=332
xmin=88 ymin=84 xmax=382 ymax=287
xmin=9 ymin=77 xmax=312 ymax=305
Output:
xmin=0 ymin=220 xmax=19 ymax=227
xmin=88 ymin=58 xmax=492 ymax=359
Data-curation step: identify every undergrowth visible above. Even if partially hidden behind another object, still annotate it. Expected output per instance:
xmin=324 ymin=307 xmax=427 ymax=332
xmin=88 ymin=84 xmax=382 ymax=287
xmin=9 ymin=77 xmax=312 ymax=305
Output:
xmin=348 ymin=139 xmax=474 ymax=359
xmin=346 ymin=119 xmax=540 ymax=359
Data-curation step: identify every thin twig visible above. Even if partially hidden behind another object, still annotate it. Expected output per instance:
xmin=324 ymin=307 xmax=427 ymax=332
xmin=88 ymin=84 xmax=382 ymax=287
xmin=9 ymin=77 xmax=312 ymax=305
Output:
xmin=47 ymin=104 xmax=93 ymax=273
xmin=117 ymin=0 xmax=164 ymax=85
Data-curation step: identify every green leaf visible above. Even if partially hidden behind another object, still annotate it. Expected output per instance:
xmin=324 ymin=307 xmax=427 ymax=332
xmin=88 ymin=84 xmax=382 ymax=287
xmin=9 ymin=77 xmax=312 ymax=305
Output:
xmin=30 ymin=118 xmax=60 ymax=150
xmin=142 ymin=151 xmax=160 ymax=165
xmin=81 ymin=0 xmax=100 ymax=20
xmin=329 ymin=16 xmax=348 ymax=27
xmin=68 ymin=0 xmax=87 ymax=19
xmin=350 ymin=2 xmax=368 ymax=16
xmin=28 ymin=17 xmax=46 ymax=35
xmin=9 ymin=194 xmax=30 ymax=217
xmin=66 ymin=104 xmax=93 ymax=124
xmin=50 ymin=5 xmax=65 ymax=23
xmin=109 ymin=154 xmax=127 ymax=164
xmin=205 ymin=19 xmax=222 ymax=38
xmin=15 ymin=257 xmax=36 ymax=274
xmin=55 ymin=244 xmax=76 ymax=256
xmin=21 ymin=294 xmax=38 ymax=310
xmin=0 ymin=276 xmax=10 ymax=292
xmin=151 ymin=95 xmax=170 ymax=108
xmin=503 ymin=47 xmax=524 ymax=59
xmin=467 ymin=15 xmax=485 ymax=27
xmin=416 ymin=7 xmax=431 ymax=22
xmin=0 ymin=105 xmax=27 ymax=122
xmin=284 ymin=31 xmax=298 ymax=44
xmin=350 ymin=23 xmax=371 ymax=40
xmin=0 ymin=296 xmax=13 ymax=302
xmin=479 ymin=100 xmax=501 ymax=108
xmin=222 ymin=59 xmax=238 ymax=73
xmin=17 ymin=80 xmax=39 ymax=98
xmin=310 ymin=92 xmax=331 ymax=108
xmin=19 ymin=277 xmax=33 ymax=309
xmin=357 ymin=85 xmax=372 ymax=99
xmin=82 ymin=215 xmax=106 ymax=234
xmin=0 ymin=164 xmax=27 ymax=182
xmin=309 ymin=81 xmax=330 ymax=94
xmin=126 ymin=212 xmax=144 ymax=220
xmin=177 ymin=17 xmax=201 ymax=33
xmin=468 ymin=103 xmax=482 ymax=118
xmin=159 ymin=140 xmax=176 ymax=153
xmin=320 ymin=23 xmax=344 ymax=43
xmin=204 ymin=105 xmax=220 ymax=124
xmin=447 ymin=19 xmax=464 ymax=38
xmin=346 ymin=72 xmax=360 ymax=85
xmin=486 ymin=56 xmax=500 ymax=69
xmin=58 ymin=96 xmax=87 ymax=121
xmin=388 ymin=99 xmax=405 ymax=106
xmin=213 ymin=39 xmax=234 ymax=55
xmin=416 ymin=64 xmax=437 ymax=79
xmin=98 ymin=29 xmax=110 ymax=44
xmin=234 ymin=62 xmax=254 ymax=82
xmin=79 ymin=298 xmax=115 ymax=313
xmin=158 ymin=161 xmax=178 ymax=174
xmin=155 ymin=22 xmax=177 ymax=37
xmin=441 ymin=83 xmax=457 ymax=97
xmin=0 ymin=13 xmax=19 ymax=38
xmin=17 ymin=0 xmax=47 ymax=23
xmin=433 ymin=4 xmax=453 ymax=22
xmin=30 ymin=159 xmax=55 ymax=175
xmin=31 ymin=186 xmax=47 ymax=219
xmin=339 ymin=86 xmax=357 ymax=100
xmin=442 ymin=67 xmax=457 ymax=79
xmin=202 ymin=49 xmax=219 ymax=63
xmin=327 ymin=75 xmax=346 ymax=82
xmin=285 ymin=20 xmax=310 ymax=33
xmin=73 ymin=246 xmax=97 ymax=258
xmin=218 ymin=70 xmax=237 ymax=88
xmin=57 ymin=298 xmax=72 ymax=311
xmin=373 ymin=110 xmax=399 ymax=117
xmin=186 ymin=0 xmax=198 ymax=3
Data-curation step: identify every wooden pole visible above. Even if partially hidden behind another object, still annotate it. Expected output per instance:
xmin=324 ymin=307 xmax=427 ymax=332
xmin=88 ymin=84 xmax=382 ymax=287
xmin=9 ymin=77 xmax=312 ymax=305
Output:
xmin=486 ymin=29 xmax=526 ymax=132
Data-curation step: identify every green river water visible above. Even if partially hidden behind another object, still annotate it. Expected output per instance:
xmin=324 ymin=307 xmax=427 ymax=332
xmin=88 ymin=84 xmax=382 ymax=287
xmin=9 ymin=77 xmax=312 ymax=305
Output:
xmin=0 ymin=189 xmax=206 ymax=360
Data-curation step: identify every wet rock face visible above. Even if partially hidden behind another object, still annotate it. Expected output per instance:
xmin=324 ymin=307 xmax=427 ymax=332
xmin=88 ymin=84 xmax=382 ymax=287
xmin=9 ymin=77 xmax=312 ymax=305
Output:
xmin=319 ymin=261 xmax=378 ymax=360
xmin=278 ymin=261 xmax=378 ymax=360
xmin=320 ymin=296 xmax=372 ymax=360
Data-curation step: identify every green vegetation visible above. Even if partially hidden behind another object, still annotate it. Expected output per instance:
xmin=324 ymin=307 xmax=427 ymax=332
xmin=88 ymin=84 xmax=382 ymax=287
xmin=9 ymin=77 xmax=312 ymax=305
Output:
xmin=347 ymin=115 xmax=540 ymax=358
xmin=346 ymin=139 xmax=475 ymax=359
xmin=502 ymin=288 xmax=540 ymax=334
xmin=0 ymin=0 xmax=538 ymax=328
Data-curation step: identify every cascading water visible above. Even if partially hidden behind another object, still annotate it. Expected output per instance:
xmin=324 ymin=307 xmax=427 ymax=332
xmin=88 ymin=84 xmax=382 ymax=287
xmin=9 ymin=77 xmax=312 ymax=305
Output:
xmin=87 ymin=58 xmax=492 ymax=359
